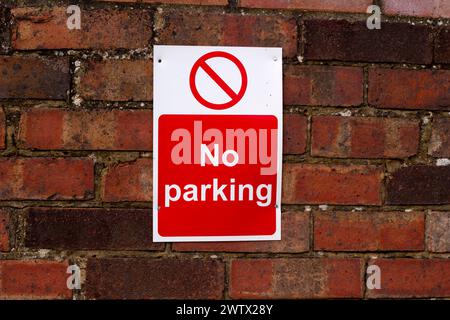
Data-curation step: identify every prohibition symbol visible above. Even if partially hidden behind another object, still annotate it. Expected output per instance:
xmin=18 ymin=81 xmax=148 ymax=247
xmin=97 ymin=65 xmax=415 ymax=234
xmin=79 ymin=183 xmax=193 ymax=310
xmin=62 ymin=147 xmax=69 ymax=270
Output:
xmin=189 ymin=51 xmax=248 ymax=110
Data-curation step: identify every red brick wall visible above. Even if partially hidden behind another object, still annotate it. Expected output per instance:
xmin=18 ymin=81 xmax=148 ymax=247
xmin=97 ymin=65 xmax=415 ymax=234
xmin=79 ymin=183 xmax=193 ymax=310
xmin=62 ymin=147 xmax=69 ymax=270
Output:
xmin=0 ymin=0 xmax=449 ymax=300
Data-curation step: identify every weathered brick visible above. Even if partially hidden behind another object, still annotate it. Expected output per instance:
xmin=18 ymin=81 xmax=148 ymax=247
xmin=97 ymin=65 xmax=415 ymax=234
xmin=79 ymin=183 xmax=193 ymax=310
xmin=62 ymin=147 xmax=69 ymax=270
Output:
xmin=156 ymin=10 xmax=297 ymax=57
xmin=102 ymin=158 xmax=151 ymax=202
xmin=98 ymin=0 xmax=227 ymax=4
xmin=0 ymin=157 xmax=94 ymax=200
xmin=79 ymin=59 xmax=152 ymax=101
xmin=436 ymin=28 xmax=450 ymax=64
xmin=387 ymin=165 xmax=450 ymax=205
xmin=284 ymin=65 xmax=363 ymax=106
xmin=0 ymin=108 xmax=5 ymax=149
xmin=230 ymin=258 xmax=363 ymax=298
xmin=173 ymin=211 xmax=309 ymax=253
xmin=0 ymin=260 xmax=71 ymax=299
xmin=367 ymin=259 xmax=450 ymax=298
xmin=304 ymin=20 xmax=433 ymax=64
xmin=0 ymin=209 xmax=10 ymax=252
xmin=18 ymin=108 xmax=152 ymax=151
xmin=314 ymin=211 xmax=425 ymax=251
xmin=427 ymin=211 xmax=450 ymax=252
xmin=25 ymin=208 xmax=162 ymax=251
xmin=86 ymin=258 xmax=225 ymax=299
xmin=382 ymin=0 xmax=450 ymax=18
xmin=240 ymin=0 xmax=371 ymax=12
xmin=311 ymin=116 xmax=420 ymax=158
xmin=0 ymin=7 xmax=9 ymax=53
xmin=429 ymin=118 xmax=450 ymax=157
xmin=369 ymin=68 xmax=450 ymax=110
xmin=283 ymin=114 xmax=307 ymax=154
xmin=283 ymin=164 xmax=383 ymax=205
xmin=11 ymin=7 xmax=152 ymax=50
xmin=0 ymin=56 xmax=69 ymax=100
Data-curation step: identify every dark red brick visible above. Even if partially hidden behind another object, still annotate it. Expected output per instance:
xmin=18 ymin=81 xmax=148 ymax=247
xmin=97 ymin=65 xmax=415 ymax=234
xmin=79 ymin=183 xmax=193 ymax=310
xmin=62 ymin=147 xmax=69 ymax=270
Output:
xmin=173 ymin=211 xmax=309 ymax=253
xmin=156 ymin=10 xmax=297 ymax=57
xmin=230 ymin=258 xmax=363 ymax=298
xmin=25 ymin=208 xmax=162 ymax=251
xmin=11 ymin=7 xmax=152 ymax=50
xmin=0 ymin=56 xmax=69 ymax=100
xmin=102 ymin=158 xmax=152 ymax=202
xmin=283 ymin=164 xmax=383 ymax=205
xmin=18 ymin=108 xmax=152 ymax=151
xmin=311 ymin=116 xmax=420 ymax=158
xmin=86 ymin=258 xmax=225 ymax=299
xmin=283 ymin=114 xmax=307 ymax=154
xmin=304 ymin=20 xmax=433 ymax=64
xmin=0 ymin=157 xmax=94 ymax=200
xmin=284 ymin=65 xmax=363 ymax=106
xmin=367 ymin=259 xmax=450 ymax=298
xmin=436 ymin=28 xmax=450 ymax=64
xmin=314 ymin=211 xmax=425 ymax=251
xmin=387 ymin=165 xmax=450 ymax=205
xmin=0 ymin=209 xmax=10 ymax=252
xmin=0 ymin=7 xmax=9 ymax=53
xmin=0 ymin=260 xmax=71 ymax=299
xmin=369 ymin=68 xmax=450 ymax=110
xmin=79 ymin=59 xmax=152 ymax=101
xmin=0 ymin=108 xmax=5 ymax=149
xmin=98 ymin=0 xmax=227 ymax=4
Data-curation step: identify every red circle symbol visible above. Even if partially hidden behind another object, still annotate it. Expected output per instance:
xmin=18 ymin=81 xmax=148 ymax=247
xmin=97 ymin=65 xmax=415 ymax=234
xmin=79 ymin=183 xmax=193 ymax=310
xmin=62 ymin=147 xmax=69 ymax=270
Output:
xmin=189 ymin=51 xmax=248 ymax=110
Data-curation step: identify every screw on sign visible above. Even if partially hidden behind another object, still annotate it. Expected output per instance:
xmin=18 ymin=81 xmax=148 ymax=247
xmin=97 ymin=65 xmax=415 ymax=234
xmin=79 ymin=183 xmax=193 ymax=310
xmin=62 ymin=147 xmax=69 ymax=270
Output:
xmin=153 ymin=45 xmax=283 ymax=242
xmin=189 ymin=51 xmax=248 ymax=110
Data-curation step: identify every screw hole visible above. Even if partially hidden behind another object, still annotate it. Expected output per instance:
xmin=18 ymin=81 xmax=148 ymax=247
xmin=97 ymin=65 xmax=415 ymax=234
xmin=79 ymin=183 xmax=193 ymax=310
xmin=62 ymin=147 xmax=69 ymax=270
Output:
xmin=158 ymin=59 xmax=162 ymax=63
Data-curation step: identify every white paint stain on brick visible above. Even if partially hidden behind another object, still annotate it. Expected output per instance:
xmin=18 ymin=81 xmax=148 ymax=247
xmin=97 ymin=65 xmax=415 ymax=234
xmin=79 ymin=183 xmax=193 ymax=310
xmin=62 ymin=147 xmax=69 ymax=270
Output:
xmin=436 ymin=158 xmax=450 ymax=166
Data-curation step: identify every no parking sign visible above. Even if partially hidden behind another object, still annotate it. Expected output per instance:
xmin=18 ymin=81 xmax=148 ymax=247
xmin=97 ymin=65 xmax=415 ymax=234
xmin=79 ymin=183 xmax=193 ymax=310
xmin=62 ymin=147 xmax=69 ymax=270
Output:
xmin=153 ymin=45 xmax=282 ymax=242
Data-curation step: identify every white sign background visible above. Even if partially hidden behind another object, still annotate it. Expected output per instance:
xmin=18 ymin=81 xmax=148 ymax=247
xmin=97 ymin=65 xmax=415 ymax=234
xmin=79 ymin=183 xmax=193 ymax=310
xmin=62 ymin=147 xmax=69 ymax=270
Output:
xmin=153 ymin=45 xmax=283 ymax=242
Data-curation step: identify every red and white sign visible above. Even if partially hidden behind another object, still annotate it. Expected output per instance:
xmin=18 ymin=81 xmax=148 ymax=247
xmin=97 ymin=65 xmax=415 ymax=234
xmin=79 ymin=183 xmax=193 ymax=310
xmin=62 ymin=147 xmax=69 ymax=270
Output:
xmin=153 ymin=45 xmax=282 ymax=242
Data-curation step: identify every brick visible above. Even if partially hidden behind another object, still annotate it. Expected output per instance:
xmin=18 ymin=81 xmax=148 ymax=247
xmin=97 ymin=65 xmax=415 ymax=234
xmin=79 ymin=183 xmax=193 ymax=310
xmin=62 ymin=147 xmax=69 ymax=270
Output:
xmin=25 ymin=208 xmax=162 ymax=251
xmin=427 ymin=211 xmax=450 ymax=252
xmin=86 ymin=258 xmax=224 ymax=299
xmin=240 ymin=0 xmax=371 ymax=12
xmin=79 ymin=59 xmax=152 ymax=101
xmin=11 ymin=7 xmax=152 ymax=50
xmin=0 ymin=260 xmax=71 ymax=299
xmin=156 ymin=10 xmax=297 ymax=57
xmin=102 ymin=158 xmax=152 ymax=202
xmin=0 ymin=157 xmax=94 ymax=200
xmin=429 ymin=118 xmax=450 ymax=157
xmin=0 ymin=56 xmax=69 ymax=100
xmin=173 ymin=211 xmax=309 ymax=253
xmin=387 ymin=165 xmax=450 ymax=205
xmin=367 ymin=259 xmax=450 ymax=298
xmin=230 ymin=258 xmax=363 ymax=298
xmin=314 ymin=211 xmax=425 ymax=251
xmin=283 ymin=114 xmax=307 ymax=154
xmin=0 ymin=108 xmax=5 ymax=149
xmin=283 ymin=164 xmax=383 ymax=205
xmin=369 ymin=68 xmax=450 ymax=110
xmin=304 ymin=20 xmax=433 ymax=64
xmin=382 ymin=0 xmax=450 ymax=18
xmin=18 ymin=108 xmax=152 ymax=151
xmin=284 ymin=65 xmax=363 ymax=106
xmin=98 ymin=0 xmax=227 ymax=4
xmin=436 ymin=28 xmax=450 ymax=63
xmin=312 ymin=116 xmax=420 ymax=158
xmin=0 ymin=7 xmax=9 ymax=53
xmin=0 ymin=210 xmax=10 ymax=252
